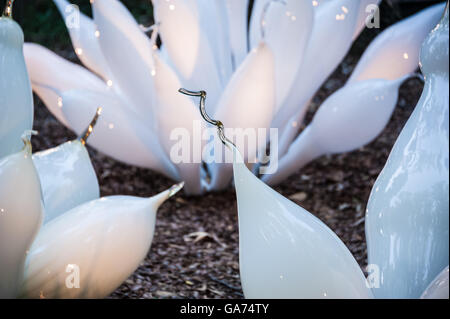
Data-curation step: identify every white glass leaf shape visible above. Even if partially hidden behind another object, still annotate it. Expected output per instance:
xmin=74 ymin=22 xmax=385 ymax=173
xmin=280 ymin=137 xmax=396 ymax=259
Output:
xmin=21 ymin=183 xmax=184 ymax=299
xmin=52 ymin=0 xmax=112 ymax=81
xmin=0 ymin=17 xmax=33 ymax=158
xmin=271 ymin=0 xmax=360 ymax=136
xmin=153 ymin=0 xmax=223 ymax=113
xmin=60 ymin=89 xmax=180 ymax=181
xmin=0 ymin=135 xmax=43 ymax=298
xmin=23 ymin=43 xmax=108 ymax=127
xmin=252 ymin=0 xmax=314 ymax=112
xmin=349 ymin=3 xmax=445 ymax=83
xmin=152 ymin=53 xmax=206 ymax=195
xmin=263 ymin=76 xmax=408 ymax=186
xmin=208 ymin=42 xmax=275 ymax=191
xmin=32 ymin=140 xmax=100 ymax=224
xmin=225 ymin=0 xmax=250 ymax=69
xmin=231 ymin=143 xmax=372 ymax=298
xmin=365 ymin=7 xmax=449 ymax=299
xmin=92 ymin=0 xmax=157 ymax=124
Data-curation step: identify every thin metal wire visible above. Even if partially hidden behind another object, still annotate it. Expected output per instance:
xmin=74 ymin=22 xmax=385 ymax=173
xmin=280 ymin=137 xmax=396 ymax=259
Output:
xmin=78 ymin=107 xmax=103 ymax=145
xmin=3 ymin=0 xmax=15 ymax=18
xmin=178 ymin=88 xmax=236 ymax=148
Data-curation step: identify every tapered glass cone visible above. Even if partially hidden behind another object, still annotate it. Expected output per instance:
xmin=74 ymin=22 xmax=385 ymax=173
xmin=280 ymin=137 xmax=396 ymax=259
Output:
xmin=230 ymin=143 xmax=372 ymax=298
xmin=21 ymin=183 xmax=183 ymax=299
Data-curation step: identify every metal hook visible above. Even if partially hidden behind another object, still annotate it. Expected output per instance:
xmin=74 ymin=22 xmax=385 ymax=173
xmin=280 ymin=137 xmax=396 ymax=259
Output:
xmin=3 ymin=0 xmax=15 ymax=18
xmin=260 ymin=0 xmax=287 ymax=39
xmin=178 ymin=88 xmax=236 ymax=148
xmin=78 ymin=107 xmax=103 ymax=145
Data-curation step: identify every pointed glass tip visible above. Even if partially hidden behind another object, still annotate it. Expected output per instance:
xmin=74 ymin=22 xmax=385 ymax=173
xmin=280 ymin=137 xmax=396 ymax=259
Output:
xmin=168 ymin=182 xmax=185 ymax=198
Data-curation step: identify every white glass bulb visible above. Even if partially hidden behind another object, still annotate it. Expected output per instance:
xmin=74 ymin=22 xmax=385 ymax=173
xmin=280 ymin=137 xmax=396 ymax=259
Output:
xmin=32 ymin=140 xmax=100 ymax=224
xmin=21 ymin=183 xmax=184 ymax=299
xmin=230 ymin=143 xmax=372 ymax=298
xmin=365 ymin=6 xmax=449 ymax=299
xmin=0 ymin=16 xmax=33 ymax=158
xmin=0 ymin=135 xmax=43 ymax=298
xmin=264 ymin=76 xmax=407 ymax=186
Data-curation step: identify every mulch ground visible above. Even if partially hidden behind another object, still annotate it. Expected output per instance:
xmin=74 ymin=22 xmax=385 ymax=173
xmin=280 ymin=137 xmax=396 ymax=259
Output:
xmin=30 ymin=29 xmax=424 ymax=299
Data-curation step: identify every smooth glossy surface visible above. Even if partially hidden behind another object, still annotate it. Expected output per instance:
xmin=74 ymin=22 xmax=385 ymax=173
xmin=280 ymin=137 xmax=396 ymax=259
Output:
xmin=366 ymin=7 xmax=449 ymax=299
xmin=53 ymin=0 xmax=112 ymax=81
xmin=92 ymin=0 xmax=156 ymax=123
xmin=152 ymin=52 xmax=205 ymax=194
xmin=209 ymin=42 xmax=275 ymax=191
xmin=251 ymin=0 xmax=314 ymax=112
xmin=0 ymin=137 xmax=43 ymax=298
xmin=264 ymin=76 xmax=407 ymax=186
xmin=231 ymin=144 xmax=372 ymax=298
xmin=60 ymin=89 xmax=179 ymax=181
xmin=0 ymin=16 xmax=33 ymax=158
xmin=420 ymin=266 xmax=449 ymax=299
xmin=32 ymin=140 xmax=100 ymax=224
xmin=21 ymin=183 xmax=183 ymax=299
xmin=23 ymin=43 xmax=108 ymax=127
xmin=154 ymin=0 xmax=222 ymax=113
xmin=349 ymin=3 xmax=445 ymax=83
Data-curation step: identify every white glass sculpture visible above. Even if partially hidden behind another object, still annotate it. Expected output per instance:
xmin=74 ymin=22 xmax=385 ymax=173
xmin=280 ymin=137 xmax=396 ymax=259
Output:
xmin=25 ymin=1 xmax=447 ymax=193
xmin=181 ymin=90 xmax=372 ymax=299
xmin=21 ymin=182 xmax=184 ymax=299
xmin=420 ymin=266 xmax=449 ymax=299
xmin=263 ymin=75 xmax=412 ymax=186
xmin=0 ymin=132 xmax=44 ymax=298
xmin=208 ymin=42 xmax=276 ymax=190
xmin=365 ymin=5 xmax=449 ymax=299
xmin=32 ymin=110 xmax=102 ymax=224
xmin=0 ymin=2 xmax=33 ymax=159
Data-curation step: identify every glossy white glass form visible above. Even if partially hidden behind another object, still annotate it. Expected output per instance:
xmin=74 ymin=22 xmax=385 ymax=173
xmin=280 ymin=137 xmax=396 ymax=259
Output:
xmin=420 ymin=266 xmax=449 ymax=299
xmin=208 ymin=43 xmax=275 ymax=191
xmin=195 ymin=0 xmax=232 ymax=84
xmin=60 ymin=89 xmax=179 ymax=181
xmin=53 ymin=0 xmax=112 ymax=81
xmin=0 ymin=135 xmax=43 ymax=298
xmin=230 ymin=143 xmax=372 ymax=299
xmin=92 ymin=0 xmax=156 ymax=123
xmin=153 ymin=0 xmax=222 ymax=113
xmin=152 ymin=53 xmax=206 ymax=194
xmin=23 ymin=43 xmax=108 ymax=127
xmin=225 ymin=0 xmax=249 ymax=69
xmin=21 ymin=183 xmax=184 ymax=299
xmin=263 ymin=76 xmax=408 ymax=186
xmin=271 ymin=0 xmax=360 ymax=158
xmin=32 ymin=140 xmax=100 ymax=224
xmin=365 ymin=6 xmax=449 ymax=299
xmin=0 ymin=15 xmax=33 ymax=158
xmin=251 ymin=0 xmax=314 ymax=112
xmin=349 ymin=3 xmax=445 ymax=83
